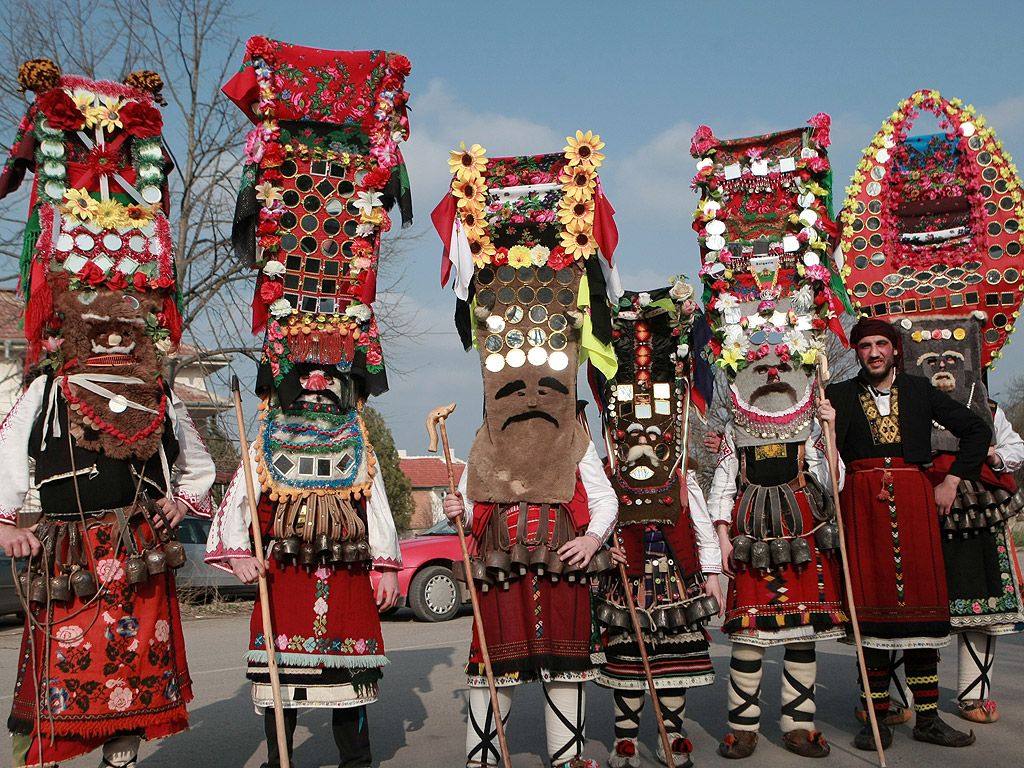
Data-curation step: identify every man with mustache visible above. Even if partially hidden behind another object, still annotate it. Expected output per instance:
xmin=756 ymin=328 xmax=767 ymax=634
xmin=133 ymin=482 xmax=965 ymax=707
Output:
xmin=822 ymin=318 xmax=991 ymax=751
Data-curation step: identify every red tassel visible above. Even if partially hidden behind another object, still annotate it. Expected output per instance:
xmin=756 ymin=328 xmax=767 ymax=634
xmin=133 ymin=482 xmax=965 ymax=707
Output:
xmin=251 ymin=276 xmax=268 ymax=335
xmin=162 ymin=294 xmax=182 ymax=345
xmin=23 ymin=259 xmax=52 ymax=363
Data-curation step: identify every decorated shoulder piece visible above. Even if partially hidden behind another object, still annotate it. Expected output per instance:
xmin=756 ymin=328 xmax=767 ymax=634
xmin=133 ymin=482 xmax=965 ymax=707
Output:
xmin=224 ymin=37 xmax=413 ymax=405
xmin=0 ymin=60 xmax=181 ymax=461
xmin=691 ymin=116 xmax=846 ymax=448
xmin=842 ymin=91 xmax=1024 ymax=535
xmin=433 ymin=133 xmax=621 ymax=503
xmin=840 ymin=89 xmax=1024 ymax=368
xmin=599 ymin=279 xmax=708 ymax=524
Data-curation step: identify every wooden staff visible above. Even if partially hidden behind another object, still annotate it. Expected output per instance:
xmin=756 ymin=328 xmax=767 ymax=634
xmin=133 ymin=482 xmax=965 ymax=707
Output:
xmin=232 ymin=377 xmax=289 ymax=768
xmin=816 ymin=355 xmax=887 ymax=768
xmin=427 ymin=403 xmax=512 ymax=768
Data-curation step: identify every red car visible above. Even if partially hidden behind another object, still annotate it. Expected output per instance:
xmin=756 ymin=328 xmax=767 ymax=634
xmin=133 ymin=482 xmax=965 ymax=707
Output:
xmin=371 ymin=518 xmax=471 ymax=621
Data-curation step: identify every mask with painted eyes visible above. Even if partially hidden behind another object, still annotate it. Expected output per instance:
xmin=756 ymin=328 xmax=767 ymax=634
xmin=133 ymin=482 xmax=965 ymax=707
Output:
xmin=898 ymin=315 xmax=994 ymax=452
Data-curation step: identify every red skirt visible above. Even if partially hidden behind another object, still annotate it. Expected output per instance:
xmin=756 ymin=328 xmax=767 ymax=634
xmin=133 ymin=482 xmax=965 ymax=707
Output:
xmin=842 ymin=458 xmax=949 ymax=641
xmin=9 ymin=521 xmax=192 ymax=767
xmin=723 ymin=488 xmax=846 ymax=636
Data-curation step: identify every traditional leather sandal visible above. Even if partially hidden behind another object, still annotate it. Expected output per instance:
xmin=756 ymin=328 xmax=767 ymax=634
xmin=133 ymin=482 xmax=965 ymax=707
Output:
xmin=782 ymin=729 xmax=830 ymax=758
xmin=958 ymin=698 xmax=998 ymax=723
xmin=854 ymin=702 xmax=913 ymax=725
xmin=718 ymin=729 xmax=758 ymax=759
xmin=854 ymin=721 xmax=892 ymax=751
xmin=912 ymin=716 xmax=976 ymax=747
xmin=656 ymin=734 xmax=694 ymax=768
xmin=608 ymin=737 xmax=640 ymax=768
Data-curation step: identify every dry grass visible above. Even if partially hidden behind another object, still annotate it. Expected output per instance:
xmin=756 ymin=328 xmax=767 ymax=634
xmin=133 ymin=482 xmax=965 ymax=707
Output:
xmin=176 ymin=586 xmax=255 ymax=618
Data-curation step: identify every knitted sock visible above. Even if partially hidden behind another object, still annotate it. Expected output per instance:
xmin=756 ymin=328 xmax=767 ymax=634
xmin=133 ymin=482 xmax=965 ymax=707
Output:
xmin=727 ymin=644 xmax=764 ymax=732
xmin=780 ymin=642 xmax=817 ymax=732
xmin=957 ymin=631 xmax=996 ymax=702
xmin=904 ymin=648 xmax=940 ymax=721
xmin=466 ymin=685 xmax=514 ymax=767
xmin=859 ymin=647 xmax=892 ymax=715
xmin=544 ymin=681 xmax=586 ymax=766
xmin=659 ymin=688 xmax=686 ymax=735
xmin=612 ymin=689 xmax=644 ymax=741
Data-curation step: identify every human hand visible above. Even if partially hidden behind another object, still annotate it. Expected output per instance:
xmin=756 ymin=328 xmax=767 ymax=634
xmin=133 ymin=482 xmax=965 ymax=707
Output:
xmin=229 ymin=556 xmax=265 ymax=584
xmin=703 ymin=572 xmax=726 ymax=617
xmin=816 ymin=396 xmax=836 ymax=432
xmin=609 ymin=544 xmax=627 ymax=567
xmin=558 ymin=534 xmax=601 ymax=568
xmin=0 ymin=523 xmax=41 ymax=558
xmin=443 ymin=491 xmax=465 ymax=522
xmin=704 ymin=430 xmax=724 ymax=454
xmin=376 ymin=570 xmax=399 ymax=612
xmin=154 ymin=498 xmax=189 ymax=530
xmin=715 ymin=523 xmax=735 ymax=578
xmin=935 ymin=475 xmax=961 ymax=516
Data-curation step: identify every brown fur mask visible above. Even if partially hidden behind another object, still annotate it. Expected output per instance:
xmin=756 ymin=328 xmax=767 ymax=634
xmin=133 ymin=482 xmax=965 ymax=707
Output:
xmin=466 ymin=261 xmax=589 ymax=504
xmin=56 ymin=288 xmax=166 ymax=460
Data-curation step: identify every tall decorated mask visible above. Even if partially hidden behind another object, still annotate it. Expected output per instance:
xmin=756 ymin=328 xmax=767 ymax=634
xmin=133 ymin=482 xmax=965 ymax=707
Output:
xmin=691 ymin=117 xmax=846 ymax=447
xmin=840 ymin=90 xmax=1024 ymax=369
xmin=600 ymin=279 xmax=710 ymax=524
xmin=0 ymin=60 xmax=183 ymax=460
xmin=224 ymin=37 xmax=413 ymax=409
xmin=434 ymin=134 xmax=621 ymax=503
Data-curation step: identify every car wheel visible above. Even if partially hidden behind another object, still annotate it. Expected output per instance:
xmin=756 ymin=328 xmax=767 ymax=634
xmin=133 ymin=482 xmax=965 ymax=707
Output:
xmin=408 ymin=565 xmax=460 ymax=622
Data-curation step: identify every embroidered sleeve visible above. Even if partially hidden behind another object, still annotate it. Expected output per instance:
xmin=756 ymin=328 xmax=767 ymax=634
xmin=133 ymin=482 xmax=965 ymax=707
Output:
xmin=686 ymin=470 xmax=722 ymax=572
xmin=706 ymin=423 xmax=739 ymax=525
xmin=367 ymin=454 xmax=402 ymax=568
xmin=205 ymin=442 xmax=260 ymax=568
xmin=580 ymin=442 xmax=617 ymax=544
xmin=0 ymin=377 xmax=47 ymax=524
xmin=806 ymin=421 xmax=844 ymax=492
xmin=168 ymin=392 xmax=216 ymax=517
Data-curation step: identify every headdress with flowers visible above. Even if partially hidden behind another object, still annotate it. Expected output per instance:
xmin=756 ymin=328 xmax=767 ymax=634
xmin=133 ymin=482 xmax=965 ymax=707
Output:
xmin=691 ymin=116 xmax=849 ymax=376
xmin=0 ymin=60 xmax=182 ymax=365
xmin=224 ymin=38 xmax=413 ymax=404
xmin=432 ymin=131 xmax=622 ymax=379
xmin=839 ymin=89 xmax=1024 ymax=370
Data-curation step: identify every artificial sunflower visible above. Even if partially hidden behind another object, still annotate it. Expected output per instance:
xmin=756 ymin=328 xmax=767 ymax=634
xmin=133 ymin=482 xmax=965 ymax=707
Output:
xmin=123 ymin=203 xmax=156 ymax=226
xmin=94 ymin=96 xmax=124 ymax=132
xmin=559 ymin=219 xmax=595 ymax=260
xmin=71 ymin=89 xmax=96 ymax=117
xmin=559 ymin=165 xmax=596 ymax=201
xmin=557 ymin=196 xmax=595 ymax=227
xmin=468 ymin=235 xmax=496 ymax=268
xmin=92 ymin=198 xmax=123 ymax=226
xmin=459 ymin=208 xmax=487 ymax=239
xmin=448 ymin=142 xmax=487 ymax=180
xmin=452 ymin=175 xmax=486 ymax=209
xmin=563 ymin=130 xmax=605 ymax=168
xmin=63 ymin=188 xmax=97 ymax=221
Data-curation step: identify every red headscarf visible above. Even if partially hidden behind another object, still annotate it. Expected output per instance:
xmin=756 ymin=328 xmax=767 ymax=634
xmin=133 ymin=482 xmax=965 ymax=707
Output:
xmin=850 ymin=317 xmax=903 ymax=370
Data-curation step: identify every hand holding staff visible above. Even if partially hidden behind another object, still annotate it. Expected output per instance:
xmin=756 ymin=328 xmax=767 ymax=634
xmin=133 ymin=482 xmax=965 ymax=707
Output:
xmin=427 ymin=403 xmax=512 ymax=768
xmin=232 ymin=377 xmax=290 ymax=768
xmin=816 ymin=356 xmax=887 ymax=768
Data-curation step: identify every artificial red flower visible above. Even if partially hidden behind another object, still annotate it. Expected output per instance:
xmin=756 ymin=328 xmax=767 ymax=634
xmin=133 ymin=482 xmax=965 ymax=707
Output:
xmin=260 ymin=280 xmax=283 ymax=302
xmin=387 ymin=54 xmax=411 ymax=77
xmin=261 ymin=143 xmax=285 ymax=168
xmin=382 ymin=74 xmax=402 ymax=92
xmin=36 ymin=90 xmax=85 ymax=131
xmin=120 ymin=101 xmax=163 ymax=137
xmin=363 ymin=166 xmax=391 ymax=189
xmin=154 ymin=276 xmax=173 ymax=289
xmin=246 ymin=36 xmax=276 ymax=62
xmin=547 ymin=246 xmax=574 ymax=270
xmin=690 ymin=125 xmax=719 ymax=156
xmin=257 ymin=219 xmax=278 ymax=236
xmin=107 ymin=271 xmax=128 ymax=290
xmin=352 ymin=238 xmax=373 ymax=257
xmin=133 ymin=272 xmax=150 ymax=291
xmin=86 ymin=144 xmax=122 ymax=177
xmin=79 ymin=261 xmax=106 ymax=286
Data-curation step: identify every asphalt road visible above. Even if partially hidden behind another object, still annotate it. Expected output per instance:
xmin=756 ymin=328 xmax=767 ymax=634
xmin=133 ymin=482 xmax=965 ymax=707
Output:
xmin=0 ymin=603 xmax=1022 ymax=768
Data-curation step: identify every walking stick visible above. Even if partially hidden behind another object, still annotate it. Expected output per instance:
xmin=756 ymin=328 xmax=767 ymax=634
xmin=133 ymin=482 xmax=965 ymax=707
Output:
xmin=816 ymin=356 xmax=887 ymax=768
xmin=232 ymin=377 xmax=290 ymax=768
xmin=577 ymin=401 xmax=676 ymax=766
xmin=427 ymin=403 xmax=512 ymax=768
xmin=615 ymin=535 xmax=677 ymax=768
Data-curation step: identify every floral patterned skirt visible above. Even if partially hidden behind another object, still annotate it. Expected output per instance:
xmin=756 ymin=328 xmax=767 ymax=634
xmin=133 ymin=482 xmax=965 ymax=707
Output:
xmin=943 ymin=524 xmax=1024 ymax=634
xmin=245 ymin=559 xmax=387 ymax=708
xmin=8 ymin=518 xmax=192 ymax=767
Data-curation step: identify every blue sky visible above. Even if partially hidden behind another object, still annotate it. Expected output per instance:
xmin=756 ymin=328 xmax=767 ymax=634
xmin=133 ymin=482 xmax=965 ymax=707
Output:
xmin=210 ymin=0 xmax=1024 ymax=452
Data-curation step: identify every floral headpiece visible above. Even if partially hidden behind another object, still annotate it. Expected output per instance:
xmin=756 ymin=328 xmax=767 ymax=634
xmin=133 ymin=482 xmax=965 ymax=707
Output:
xmin=691 ymin=116 xmax=846 ymax=376
xmin=0 ymin=63 xmax=181 ymax=365
xmin=224 ymin=38 xmax=413 ymax=403
xmin=840 ymin=90 xmax=1024 ymax=369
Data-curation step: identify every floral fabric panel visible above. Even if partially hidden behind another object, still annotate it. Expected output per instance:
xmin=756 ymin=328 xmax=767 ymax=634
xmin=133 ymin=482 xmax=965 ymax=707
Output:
xmin=840 ymin=90 xmax=1024 ymax=368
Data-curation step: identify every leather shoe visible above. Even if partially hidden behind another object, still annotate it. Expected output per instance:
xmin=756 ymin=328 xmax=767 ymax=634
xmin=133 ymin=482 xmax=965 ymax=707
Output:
xmin=718 ymin=729 xmax=758 ymax=759
xmin=912 ymin=716 xmax=975 ymax=747
xmin=854 ymin=721 xmax=892 ymax=751
xmin=782 ymin=729 xmax=830 ymax=758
